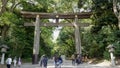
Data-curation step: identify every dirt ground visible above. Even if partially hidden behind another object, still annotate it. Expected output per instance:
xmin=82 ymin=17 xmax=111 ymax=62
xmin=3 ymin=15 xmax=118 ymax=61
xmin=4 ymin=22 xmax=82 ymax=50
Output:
xmin=0 ymin=64 xmax=6 ymax=68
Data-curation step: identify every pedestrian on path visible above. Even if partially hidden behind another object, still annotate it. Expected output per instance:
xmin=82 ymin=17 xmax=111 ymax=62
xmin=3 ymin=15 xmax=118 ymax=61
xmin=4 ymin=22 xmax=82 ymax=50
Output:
xmin=40 ymin=54 xmax=48 ymax=68
xmin=54 ymin=55 xmax=63 ymax=68
xmin=71 ymin=54 xmax=76 ymax=65
xmin=57 ymin=55 xmax=63 ymax=68
xmin=18 ymin=57 xmax=22 ymax=68
xmin=13 ymin=56 xmax=17 ymax=67
xmin=53 ymin=55 xmax=58 ymax=68
xmin=6 ymin=55 xmax=12 ymax=68
xmin=76 ymin=54 xmax=82 ymax=65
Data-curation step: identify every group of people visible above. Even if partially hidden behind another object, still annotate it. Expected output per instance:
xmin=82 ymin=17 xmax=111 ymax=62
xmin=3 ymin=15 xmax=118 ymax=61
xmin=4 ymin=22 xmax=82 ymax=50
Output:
xmin=5 ymin=54 xmax=85 ymax=68
xmin=6 ymin=56 xmax=22 ymax=68
xmin=39 ymin=54 xmax=63 ymax=68
xmin=71 ymin=54 xmax=82 ymax=65
xmin=54 ymin=55 xmax=63 ymax=68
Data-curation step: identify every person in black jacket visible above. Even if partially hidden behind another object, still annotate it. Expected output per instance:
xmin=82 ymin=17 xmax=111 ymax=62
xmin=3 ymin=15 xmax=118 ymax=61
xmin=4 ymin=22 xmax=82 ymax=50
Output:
xmin=58 ymin=55 xmax=63 ymax=68
xmin=40 ymin=55 xmax=48 ymax=68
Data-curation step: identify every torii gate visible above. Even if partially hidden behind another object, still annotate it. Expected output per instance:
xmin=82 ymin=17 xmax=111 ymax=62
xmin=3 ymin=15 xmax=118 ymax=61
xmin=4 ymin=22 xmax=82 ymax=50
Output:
xmin=21 ymin=11 xmax=91 ymax=64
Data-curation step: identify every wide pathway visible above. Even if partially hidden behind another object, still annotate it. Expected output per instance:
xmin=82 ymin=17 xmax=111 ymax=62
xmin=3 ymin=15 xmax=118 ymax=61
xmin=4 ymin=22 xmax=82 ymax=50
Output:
xmin=13 ymin=60 xmax=120 ymax=68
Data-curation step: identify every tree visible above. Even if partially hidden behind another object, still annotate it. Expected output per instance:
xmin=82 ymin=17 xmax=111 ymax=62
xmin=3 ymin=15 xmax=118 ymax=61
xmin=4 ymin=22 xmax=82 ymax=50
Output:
xmin=0 ymin=0 xmax=25 ymax=42
xmin=113 ymin=0 xmax=120 ymax=29
xmin=0 ymin=0 xmax=54 ymax=58
xmin=81 ymin=0 xmax=120 ymax=59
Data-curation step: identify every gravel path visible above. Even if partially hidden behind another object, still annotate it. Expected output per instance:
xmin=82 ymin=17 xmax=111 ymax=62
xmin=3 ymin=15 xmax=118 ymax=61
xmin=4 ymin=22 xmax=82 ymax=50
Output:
xmin=1 ymin=60 xmax=120 ymax=68
xmin=13 ymin=60 xmax=120 ymax=68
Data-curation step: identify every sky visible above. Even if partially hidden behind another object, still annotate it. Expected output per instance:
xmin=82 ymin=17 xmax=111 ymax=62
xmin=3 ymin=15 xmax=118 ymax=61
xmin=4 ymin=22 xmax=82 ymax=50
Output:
xmin=49 ymin=19 xmax=63 ymax=42
xmin=52 ymin=27 xmax=62 ymax=42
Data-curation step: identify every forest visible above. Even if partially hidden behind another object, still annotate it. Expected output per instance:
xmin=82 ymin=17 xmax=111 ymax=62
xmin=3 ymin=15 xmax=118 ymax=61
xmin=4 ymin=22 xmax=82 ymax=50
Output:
xmin=0 ymin=0 xmax=120 ymax=62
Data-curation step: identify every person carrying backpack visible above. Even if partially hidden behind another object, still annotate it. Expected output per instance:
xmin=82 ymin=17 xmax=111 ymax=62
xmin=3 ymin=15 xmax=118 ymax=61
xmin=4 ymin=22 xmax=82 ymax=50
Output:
xmin=57 ymin=55 xmax=63 ymax=68
xmin=40 ymin=55 xmax=48 ymax=68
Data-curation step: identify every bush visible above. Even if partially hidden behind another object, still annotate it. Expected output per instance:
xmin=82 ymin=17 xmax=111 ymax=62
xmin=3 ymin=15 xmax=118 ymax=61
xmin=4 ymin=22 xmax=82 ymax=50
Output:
xmin=103 ymin=51 xmax=110 ymax=60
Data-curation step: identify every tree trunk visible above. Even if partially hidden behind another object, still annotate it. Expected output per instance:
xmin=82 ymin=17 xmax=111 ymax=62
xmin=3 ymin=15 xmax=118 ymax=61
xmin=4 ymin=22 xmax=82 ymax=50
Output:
xmin=1 ymin=25 xmax=9 ymax=42
xmin=118 ymin=15 xmax=120 ymax=29
xmin=113 ymin=0 xmax=120 ymax=29
xmin=0 ymin=0 xmax=9 ymax=42
xmin=0 ymin=0 xmax=8 ymax=15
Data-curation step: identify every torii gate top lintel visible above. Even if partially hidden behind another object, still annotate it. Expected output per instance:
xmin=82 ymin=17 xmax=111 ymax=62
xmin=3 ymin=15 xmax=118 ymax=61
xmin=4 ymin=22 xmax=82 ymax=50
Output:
xmin=21 ymin=11 xmax=92 ymax=19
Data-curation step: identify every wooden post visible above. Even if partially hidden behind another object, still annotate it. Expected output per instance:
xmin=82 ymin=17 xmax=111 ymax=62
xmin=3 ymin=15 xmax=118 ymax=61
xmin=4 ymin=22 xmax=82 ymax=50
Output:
xmin=74 ymin=15 xmax=82 ymax=55
xmin=32 ymin=15 xmax=40 ymax=64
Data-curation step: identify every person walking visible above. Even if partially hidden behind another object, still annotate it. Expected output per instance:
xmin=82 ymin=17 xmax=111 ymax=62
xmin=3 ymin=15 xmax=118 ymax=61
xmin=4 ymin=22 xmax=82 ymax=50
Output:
xmin=57 ymin=55 xmax=63 ymax=68
xmin=76 ymin=54 xmax=82 ymax=65
xmin=53 ymin=55 xmax=59 ymax=68
xmin=18 ymin=57 xmax=22 ymax=68
xmin=54 ymin=55 xmax=63 ymax=68
xmin=40 ymin=55 xmax=48 ymax=68
xmin=6 ymin=56 xmax=12 ymax=68
xmin=71 ymin=54 xmax=76 ymax=65
xmin=13 ymin=56 xmax=17 ymax=67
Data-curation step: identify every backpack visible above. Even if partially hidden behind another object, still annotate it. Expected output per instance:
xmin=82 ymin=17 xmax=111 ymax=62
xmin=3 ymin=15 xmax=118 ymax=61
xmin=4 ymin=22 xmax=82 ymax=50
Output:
xmin=59 ymin=57 xmax=63 ymax=64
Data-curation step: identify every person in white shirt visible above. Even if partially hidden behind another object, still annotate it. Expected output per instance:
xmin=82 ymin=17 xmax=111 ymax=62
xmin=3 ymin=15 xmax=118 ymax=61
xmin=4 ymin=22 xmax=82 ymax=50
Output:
xmin=13 ymin=56 xmax=17 ymax=67
xmin=6 ymin=56 xmax=12 ymax=68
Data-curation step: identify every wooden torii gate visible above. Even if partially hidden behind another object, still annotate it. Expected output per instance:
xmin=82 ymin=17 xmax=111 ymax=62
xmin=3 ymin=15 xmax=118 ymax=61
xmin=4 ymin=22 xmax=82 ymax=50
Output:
xmin=21 ymin=11 xmax=91 ymax=64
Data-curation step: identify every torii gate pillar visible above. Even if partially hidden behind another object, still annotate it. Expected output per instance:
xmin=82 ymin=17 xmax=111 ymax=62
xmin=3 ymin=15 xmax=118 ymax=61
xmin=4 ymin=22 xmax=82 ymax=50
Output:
xmin=74 ymin=15 xmax=82 ymax=55
xmin=32 ymin=15 xmax=40 ymax=64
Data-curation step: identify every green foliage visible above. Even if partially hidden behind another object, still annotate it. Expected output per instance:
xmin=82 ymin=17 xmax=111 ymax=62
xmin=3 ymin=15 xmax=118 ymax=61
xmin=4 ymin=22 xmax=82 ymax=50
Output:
xmin=0 ymin=12 xmax=19 ymax=26
xmin=8 ymin=25 xmax=28 ymax=57
xmin=114 ymin=30 xmax=120 ymax=40
xmin=40 ymin=27 xmax=53 ymax=57
xmin=82 ymin=0 xmax=120 ymax=59
xmin=78 ymin=0 xmax=92 ymax=10
xmin=57 ymin=27 xmax=75 ymax=57
xmin=83 ymin=25 xmax=120 ymax=59
xmin=103 ymin=51 xmax=110 ymax=60
xmin=91 ymin=0 xmax=118 ymax=33
xmin=21 ymin=1 xmax=47 ymax=12
xmin=82 ymin=30 xmax=106 ymax=58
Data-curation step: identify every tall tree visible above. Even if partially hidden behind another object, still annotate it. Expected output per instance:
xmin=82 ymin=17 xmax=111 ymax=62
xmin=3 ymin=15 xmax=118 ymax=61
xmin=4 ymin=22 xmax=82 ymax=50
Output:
xmin=0 ymin=0 xmax=24 ymax=42
xmin=82 ymin=0 xmax=120 ymax=58
xmin=113 ymin=0 xmax=120 ymax=29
